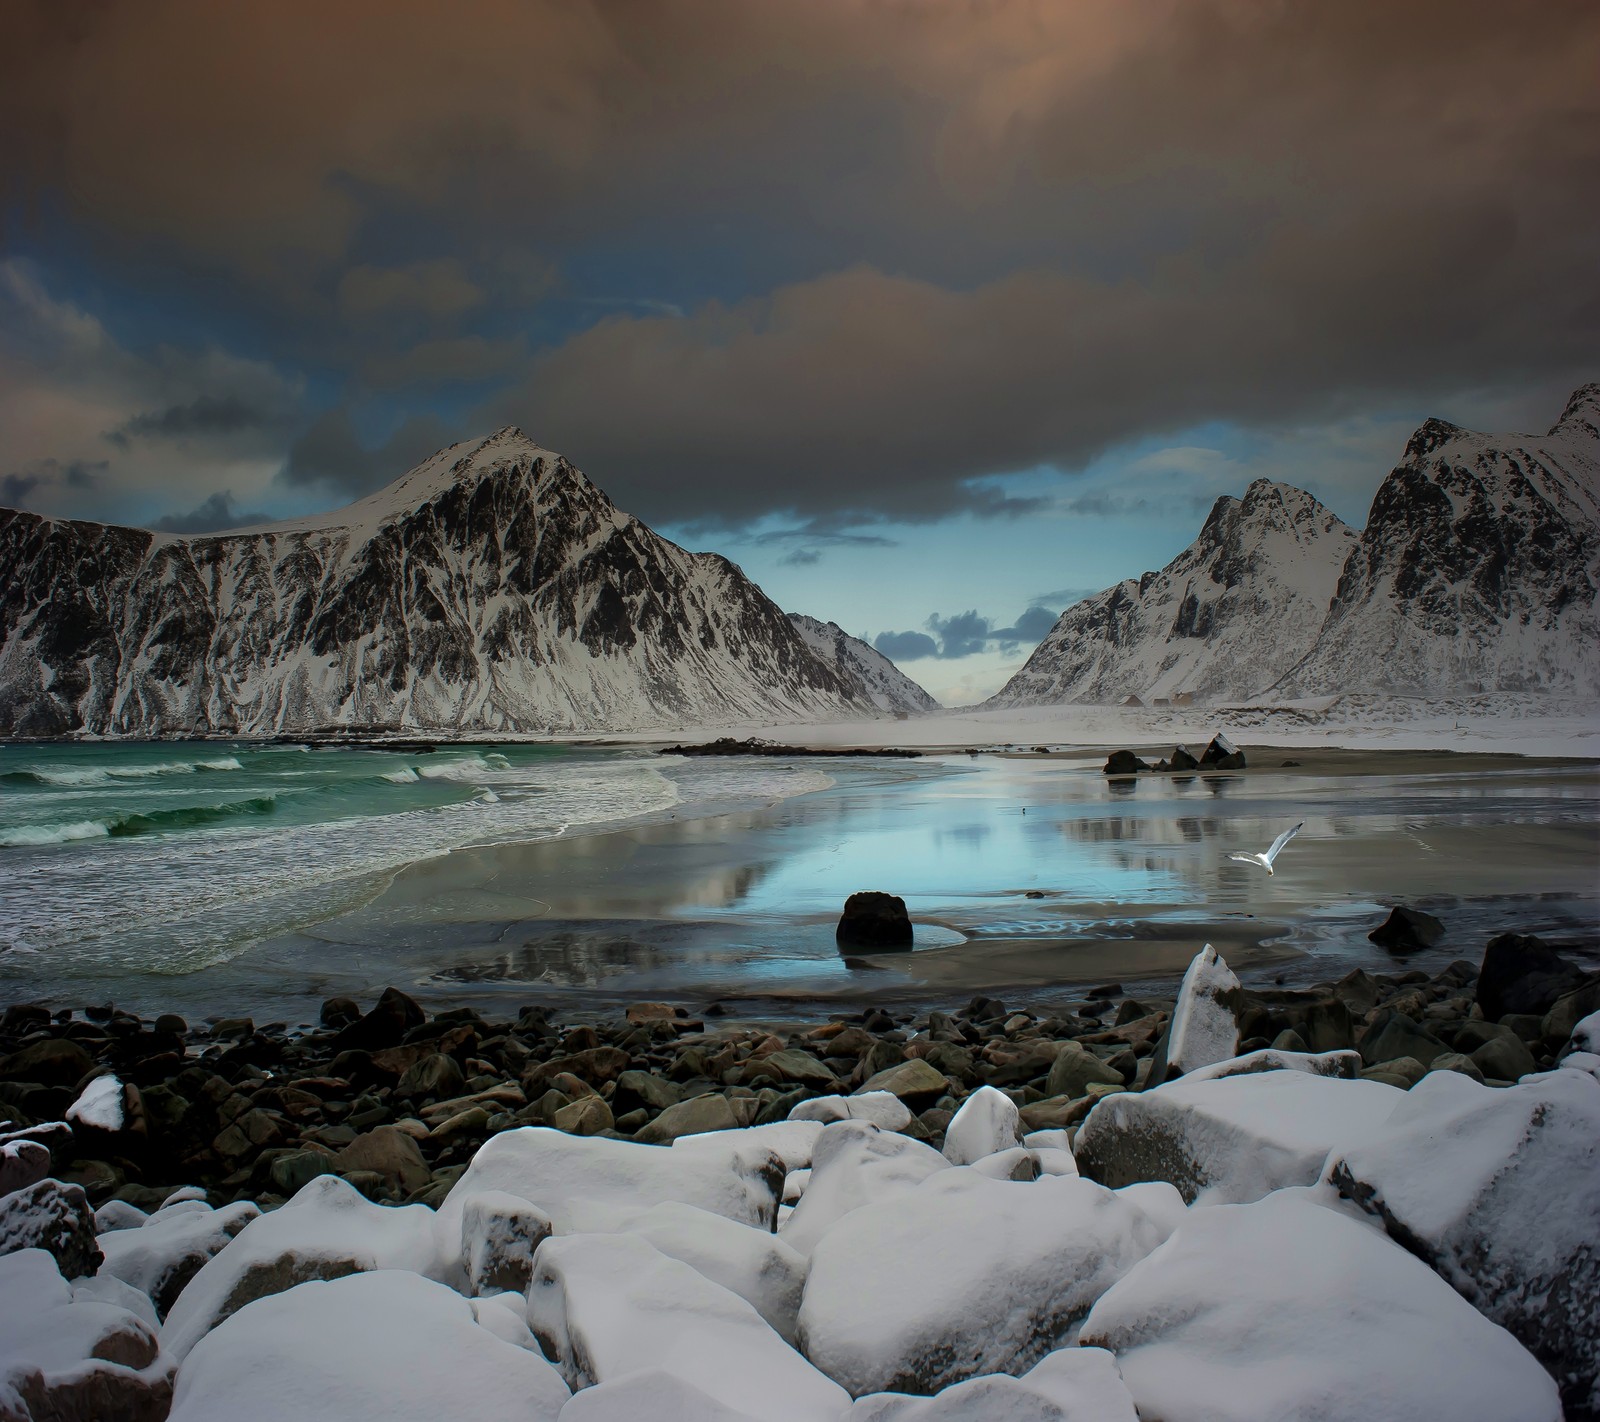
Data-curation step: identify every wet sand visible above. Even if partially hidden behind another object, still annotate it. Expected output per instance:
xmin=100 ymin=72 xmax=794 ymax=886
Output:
xmin=217 ymin=743 xmax=1600 ymax=1022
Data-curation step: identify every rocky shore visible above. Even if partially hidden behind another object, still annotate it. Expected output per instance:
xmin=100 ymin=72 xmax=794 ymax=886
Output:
xmin=2 ymin=925 xmax=1597 ymax=1420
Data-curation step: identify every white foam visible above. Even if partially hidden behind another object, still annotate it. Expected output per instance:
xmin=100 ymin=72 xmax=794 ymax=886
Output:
xmin=0 ymin=819 xmax=112 ymax=847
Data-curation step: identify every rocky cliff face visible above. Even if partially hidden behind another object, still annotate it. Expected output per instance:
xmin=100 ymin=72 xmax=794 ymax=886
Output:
xmin=0 ymin=429 xmax=883 ymax=736
xmin=1273 ymin=385 xmax=1600 ymax=696
xmin=787 ymin=614 xmax=939 ymax=714
xmin=988 ymin=480 xmax=1357 ymax=705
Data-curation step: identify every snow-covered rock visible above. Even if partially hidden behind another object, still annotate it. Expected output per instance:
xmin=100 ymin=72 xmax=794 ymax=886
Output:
xmin=798 ymin=1171 xmax=1172 ymax=1397
xmin=618 ymin=1200 xmax=810 ymax=1344
xmin=0 ymin=1247 xmax=174 ymax=1422
xmin=65 ymin=1074 xmax=125 ymax=1133
xmin=0 ymin=1138 xmax=52 ymax=1198
xmin=1080 ymin=1189 xmax=1563 ymax=1422
xmin=1175 ymin=1046 xmax=1360 ymax=1085
xmin=988 ymin=479 xmax=1358 ymax=705
xmin=1327 ymin=1068 xmax=1600 ymax=1420
xmin=1075 ymin=1069 xmax=1404 ymax=1204
xmin=789 ymin=1092 xmax=912 ymax=1132
xmin=843 ymin=1347 xmax=1138 ymax=1422
xmin=97 ymin=1198 xmax=259 ymax=1316
xmin=168 ymin=1269 xmax=569 ymax=1422
xmin=556 ymin=1369 xmax=761 ymax=1422
xmin=93 ymin=1199 xmax=149 ymax=1234
xmin=941 ymin=1085 xmax=1023 ymax=1166
xmin=459 ymin=1190 xmax=553 ymax=1296
xmin=788 ymin=613 xmax=939 ymax=714
xmin=160 ymin=1174 xmax=446 ymax=1361
xmin=0 ymin=428 xmax=888 ymax=738
xmin=1567 ymin=1008 xmax=1600 ymax=1058
xmin=71 ymin=1271 xmax=160 ymax=1330
xmin=435 ymin=1127 xmax=785 ymax=1249
xmin=675 ymin=1119 xmax=825 ymax=1173
xmin=779 ymin=1121 xmax=951 ymax=1257
xmin=1276 ymin=385 xmax=1600 ymax=697
xmin=1149 ymin=944 xmax=1241 ymax=1083
xmin=0 ymin=1177 xmax=101 ymax=1279
xmin=526 ymin=1232 xmax=849 ymax=1422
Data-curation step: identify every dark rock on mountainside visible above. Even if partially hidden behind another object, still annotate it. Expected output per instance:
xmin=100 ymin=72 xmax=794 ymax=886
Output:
xmin=0 ymin=429 xmax=930 ymax=737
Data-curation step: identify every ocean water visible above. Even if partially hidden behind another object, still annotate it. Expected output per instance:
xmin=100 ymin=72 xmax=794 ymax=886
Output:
xmin=0 ymin=741 xmax=834 ymax=990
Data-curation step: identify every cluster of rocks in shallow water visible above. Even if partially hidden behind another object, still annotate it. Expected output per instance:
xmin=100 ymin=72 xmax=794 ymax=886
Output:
xmin=0 ymin=929 xmax=1596 ymax=1421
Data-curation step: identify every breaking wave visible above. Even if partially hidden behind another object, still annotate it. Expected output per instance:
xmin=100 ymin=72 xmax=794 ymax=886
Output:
xmin=2 ymin=756 xmax=244 ymax=787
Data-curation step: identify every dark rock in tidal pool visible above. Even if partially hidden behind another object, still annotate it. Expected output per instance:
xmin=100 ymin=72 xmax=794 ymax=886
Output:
xmin=1199 ymin=733 xmax=1246 ymax=769
xmin=1102 ymin=750 xmax=1149 ymax=775
xmin=0 ymin=1177 xmax=103 ymax=1278
xmin=1369 ymin=905 xmax=1447 ymax=954
xmin=1478 ymin=934 xmax=1589 ymax=1021
xmin=1168 ymin=744 xmax=1200 ymax=772
xmin=836 ymin=891 xmax=913 ymax=950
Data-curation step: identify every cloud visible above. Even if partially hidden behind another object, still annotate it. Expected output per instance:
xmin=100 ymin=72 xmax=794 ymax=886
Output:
xmin=926 ymin=610 xmax=992 ymax=659
xmin=281 ymin=406 xmax=455 ymax=497
xmin=874 ymin=630 xmax=939 ymax=662
xmin=105 ymin=394 xmax=283 ymax=448
xmin=778 ymin=547 xmax=821 ymax=567
xmin=337 ymin=260 xmax=485 ymax=323
xmin=151 ymin=490 xmax=275 ymax=533
xmin=990 ymin=604 xmax=1059 ymax=643
xmin=359 ymin=335 xmax=527 ymax=390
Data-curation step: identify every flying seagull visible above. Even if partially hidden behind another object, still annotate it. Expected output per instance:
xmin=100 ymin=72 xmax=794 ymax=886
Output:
xmin=1228 ymin=822 xmax=1304 ymax=875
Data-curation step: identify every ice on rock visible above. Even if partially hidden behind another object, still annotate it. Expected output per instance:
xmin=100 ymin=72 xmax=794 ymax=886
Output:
xmin=779 ymin=1120 xmax=951 ymax=1257
xmin=1149 ymin=944 xmax=1242 ymax=1082
xmin=98 ymin=1198 xmax=259 ymax=1317
xmin=1076 ymin=1067 xmax=1404 ymax=1204
xmin=434 ymin=1127 xmax=784 ymax=1253
xmin=460 ymin=1190 xmax=553 ymax=1296
xmin=942 ymin=1085 xmax=1023 ymax=1165
xmin=526 ymin=1232 xmax=850 ymax=1422
xmin=169 ymin=1270 xmax=569 ymax=1422
xmin=790 ymin=1091 xmax=913 ymax=1132
xmin=619 ymin=1200 xmax=810 ymax=1344
xmin=1080 ymin=1189 xmax=1562 ymax=1422
xmin=1328 ymin=1068 xmax=1600 ymax=1419
xmin=557 ymin=1368 xmax=763 ymax=1422
xmin=798 ymin=1170 xmax=1171 ymax=1397
xmin=845 ymin=1347 xmax=1138 ymax=1422
xmin=1 ymin=1247 xmax=175 ymax=1422
xmin=160 ymin=1174 xmax=446 ymax=1361
xmin=65 ymin=1073 xmax=126 ymax=1133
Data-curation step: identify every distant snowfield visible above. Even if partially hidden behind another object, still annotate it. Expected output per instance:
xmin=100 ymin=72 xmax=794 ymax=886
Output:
xmin=633 ymin=693 xmax=1600 ymax=760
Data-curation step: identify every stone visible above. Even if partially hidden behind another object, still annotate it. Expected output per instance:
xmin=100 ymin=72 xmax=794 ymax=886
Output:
xmin=1478 ymin=934 xmax=1588 ymax=1020
xmin=748 ymin=1049 xmax=841 ymax=1091
xmin=1359 ymin=1009 xmax=1448 ymax=1068
xmin=1363 ymin=1055 xmax=1427 ymax=1088
xmin=1045 ymin=1043 xmax=1126 ymax=1099
xmin=1368 ymin=905 xmax=1446 ymax=954
xmin=460 ymin=1189 xmax=554 ymax=1295
xmin=394 ymin=1052 xmax=466 ymax=1101
xmin=1198 ymin=732 xmax=1245 ymax=769
xmin=0 ymin=1178 xmax=102 ymax=1278
xmin=553 ymin=1096 xmax=614 ymax=1136
xmin=1103 ymin=750 xmax=1149 ymax=775
xmin=1302 ymin=998 xmax=1356 ymax=1053
xmin=836 ymin=892 xmax=914 ymax=950
xmin=636 ymin=1093 xmax=739 ymax=1144
xmin=0 ymin=1248 xmax=175 ymax=1422
xmin=1329 ymin=1069 xmax=1600 ymax=1422
xmin=1080 ymin=1189 xmax=1561 ymax=1422
xmin=789 ymin=1091 xmax=913 ymax=1132
xmin=332 ymin=986 xmax=426 ymax=1052
xmin=1545 ymin=979 xmax=1600 ymax=1047
xmin=1468 ymin=1033 xmax=1538 ymax=1082
xmin=268 ymin=1150 xmax=336 ymax=1196
xmin=0 ymin=1037 xmax=93 ymax=1087
xmin=841 ymin=1348 xmax=1139 ymax=1421
xmin=780 ymin=1121 xmax=950 ymax=1257
xmin=333 ymin=1125 xmax=431 ymax=1195
xmin=798 ymin=1171 xmax=1171 ymax=1398
xmin=1168 ymin=744 xmax=1200 ymax=771
xmin=1075 ymin=1070 xmax=1405 ymax=1204
xmin=1146 ymin=945 xmax=1241 ymax=1085
xmin=940 ymin=1086 xmax=1022 ymax=1165
xmin=612 ymin=1069 xmax=682 ymax=1115
xmin=856 ymin=1059 xmax=949 ymax=1110
xmin=0 ymin=1138 xmax=52 ymax=1197
xmin=1428 ymin=1052 xmax=1487 ymax=1083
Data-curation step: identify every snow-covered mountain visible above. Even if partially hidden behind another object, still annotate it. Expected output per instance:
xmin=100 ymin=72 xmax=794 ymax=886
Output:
xmin=1274 ymin=385 xmax=1600 ymax=696
xmin=0 ymin=429 xmax=891 ymax=737
xmin=988 ymin=480 xmax=1358 ymax=706
xmin=787 ymin=614 xmax=939 ymax=714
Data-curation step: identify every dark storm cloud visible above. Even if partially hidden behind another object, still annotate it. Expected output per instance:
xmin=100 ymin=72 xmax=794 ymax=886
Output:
xmin=1 ymin=457 xmax=106 ymax=507
xmin=105 ymin=394 xmax=281 ymax=448
xmin=280 ymin=408 xmax=455 ymax=498
xmin=873 ymin=630 xmax=939 ymax=663
xmin=152 ymin=490 xmax=274 ymax=533
xmin=4 ymin=0 xmax=1598 ymax=525
xmin=778 ymin=548 xmax=821 ymax=568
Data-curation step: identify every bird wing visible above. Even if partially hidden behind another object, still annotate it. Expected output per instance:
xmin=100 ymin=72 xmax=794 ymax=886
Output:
xmin=1226 ymin=852 xmax=1261 ymax=865
xmin=1264 ymin=822 xmax=1304 ymax=863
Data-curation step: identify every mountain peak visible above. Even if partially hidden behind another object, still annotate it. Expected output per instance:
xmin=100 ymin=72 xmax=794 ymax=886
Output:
xmin=1553 ymin=383 xmax=1600 ymax=438
xmin=1404 ymin=416 xmax=1464 ymax=462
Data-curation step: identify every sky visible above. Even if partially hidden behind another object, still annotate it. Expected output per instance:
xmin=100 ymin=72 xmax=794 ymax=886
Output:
xmin=2 ymin=1 xmax=1597 ymax=705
